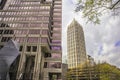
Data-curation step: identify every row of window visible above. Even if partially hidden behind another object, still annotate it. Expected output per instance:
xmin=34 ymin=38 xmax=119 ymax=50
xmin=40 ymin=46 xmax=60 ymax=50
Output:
xmin=68 ymin=54 xmax=86 ymax=59
xmin=0 ymin=29 xmax=14 ymax=34
xmin=0 ymin=11 xmax=50 ymax=16
xmin=0 ymin=43 xmax=61 ymax=53
xmin=11 ymin=0 xmax=51 ymax=5
xmin=9 ymin=6 xmax=50 ymax=10
xmin=0 ymin=37 xmax=48 ymax=43
xmin=0 ymin=45 xmax=37 ymax=52
xmin=15 ymin=46 xmax=36 ymax=52
xmin=0 ymin=29 xmax=48 ymax=34
xmin=2 ymin=17 xmax=49 ymax=21
xmin=1 ymin=23 xmax=48 ymax=28
xmin=0 ymin=36 xmax=61 ymax=43
xmin=68 ymin=45 xmax=85 ymax=51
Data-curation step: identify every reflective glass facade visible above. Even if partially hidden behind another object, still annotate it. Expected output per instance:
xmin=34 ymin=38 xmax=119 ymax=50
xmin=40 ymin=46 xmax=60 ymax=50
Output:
xmin=0 ymin=0 xmax=62 ymax=80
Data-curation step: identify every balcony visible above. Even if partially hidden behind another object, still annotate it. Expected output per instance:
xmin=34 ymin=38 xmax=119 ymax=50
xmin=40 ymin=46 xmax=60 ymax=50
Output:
xmin=45 ymin=58 xmax=61 ymax=62
xmin=51 ymin=50 xmax=61 ymax=53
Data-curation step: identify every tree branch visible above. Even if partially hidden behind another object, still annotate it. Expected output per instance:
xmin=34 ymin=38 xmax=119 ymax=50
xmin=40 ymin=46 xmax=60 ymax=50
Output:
xmin=110 ymin=0 xmax=120 ymax=9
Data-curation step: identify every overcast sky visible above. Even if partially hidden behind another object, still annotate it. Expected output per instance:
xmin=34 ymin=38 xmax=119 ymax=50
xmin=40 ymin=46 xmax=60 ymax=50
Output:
xmin=62 ymin=0 xmax=120 ymax=68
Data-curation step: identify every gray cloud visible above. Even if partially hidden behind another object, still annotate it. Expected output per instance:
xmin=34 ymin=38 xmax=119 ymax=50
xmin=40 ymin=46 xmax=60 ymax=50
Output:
xmin=83 ymin=15 xmax=120 ymax=67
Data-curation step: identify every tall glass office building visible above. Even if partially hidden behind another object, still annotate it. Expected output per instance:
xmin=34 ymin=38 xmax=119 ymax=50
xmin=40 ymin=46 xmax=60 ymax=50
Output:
xmin=0 ymin=0 xmax=62 ymax=80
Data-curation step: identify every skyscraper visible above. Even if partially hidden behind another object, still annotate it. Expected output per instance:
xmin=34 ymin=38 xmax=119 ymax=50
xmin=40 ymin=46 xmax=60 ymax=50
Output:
xmin=67 ymin=19 xmax=87 ymax=69
xmin=0 ymin=0 xmax=62 ymax=80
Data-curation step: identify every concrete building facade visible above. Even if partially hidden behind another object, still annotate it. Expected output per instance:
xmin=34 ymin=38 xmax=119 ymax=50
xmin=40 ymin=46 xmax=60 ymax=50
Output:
xmin=0 ymin=0 xmax=62 ymax=80
xmin=62 ymin=63 xmax=68 ymax=80
xmin=67 ymin=19 xmax=87 ymax=69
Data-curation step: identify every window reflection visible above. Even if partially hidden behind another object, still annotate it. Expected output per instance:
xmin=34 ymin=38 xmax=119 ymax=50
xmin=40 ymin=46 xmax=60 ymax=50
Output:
xmin=44 ymin=62 xmax=61 ymax=68
xmin=51 ymin=53 xmax=61 ymax=58
xmin=41 ymin=38 xmax=47 ymax=43
xmin=51 ymin=46 xmax=61 ymax=50
xmin=48 ymin=62 xmax=61 ymax=68
xmin=15 ymin=37 xmax=26 ymax=43
xmin=29 ymin=30 xmax=40 ymax=34
xmin=27 ymin=37 xmax=39 ymax=43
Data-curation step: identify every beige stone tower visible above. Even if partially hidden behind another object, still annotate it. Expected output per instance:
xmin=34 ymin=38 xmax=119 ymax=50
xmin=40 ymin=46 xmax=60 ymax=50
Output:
xmin=67 ymin=19 xmax=87 ymax=69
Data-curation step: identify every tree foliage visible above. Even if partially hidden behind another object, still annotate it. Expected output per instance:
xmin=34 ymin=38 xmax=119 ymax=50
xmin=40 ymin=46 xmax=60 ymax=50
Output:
xmin=66 ymin=62 xmax=120 ymax=80
xmin=95 ymin=62 xmax=120 ymax=80
xmin=66 ymin=62 xmax=99 ymax=80
xmin=75 ymin=0 xmax=120 ymax=24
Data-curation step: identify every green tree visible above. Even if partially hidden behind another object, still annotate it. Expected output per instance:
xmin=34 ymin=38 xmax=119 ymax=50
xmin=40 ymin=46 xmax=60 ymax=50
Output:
xmin=66 ymin=62 xmax=120 ymax=80
xmin=75 ymin=0 xmax=120 ymax=24
xmin=95 ymin=62 xmax=120 ymax=80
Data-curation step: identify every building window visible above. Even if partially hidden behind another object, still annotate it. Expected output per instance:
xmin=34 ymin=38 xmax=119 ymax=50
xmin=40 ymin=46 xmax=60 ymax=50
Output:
xmin=0 ymin=29 xmax=3 ymax=34
xmin=44 ymin=53 xmax=51 ymax=58
xmin=44 ymin=62 xmax=47 ymax=68
xmin=32 ymin=46 xmax=37 ymax=52
xmin=26 ymin=46 xmax=37 ymax=52
xmin=0 ymin=45 xmax=3 ymax=49
xmin=15 ymin=37 xmax=26 ymax=43
xmin=51 ymin=46 xmax=61 ymax=50
xmin=27 ymin=37 xmax=39 ymax=43
xmin=27 ymin=46 xmax=31 ymax=52
xmin=1 ymin=37 xmax=11 ymax=42
xmin=48 ymin=62 xmax=61 ymax=68
xmin=4 ymin=29 xmax=14 ymax=34
xmin=41 ymin=38 xmax=47 ymax=43
xmin=29 ymin=30 xmax=40 ymax=34
xmin=42 ymin=30 xmax=48 ymax=35
xmin=41 ymin=0 xmax=46 ymax=3
xmin=51 ymin=53 xmax=61 ymax=58
xmin=19 ymin=46 xmax=23 ymax=51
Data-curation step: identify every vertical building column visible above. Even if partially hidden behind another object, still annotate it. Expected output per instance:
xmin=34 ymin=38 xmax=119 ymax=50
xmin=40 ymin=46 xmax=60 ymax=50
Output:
xmin=16 ymin=44 xmax=26 ymax=80
xmin=40 ymin=52 xmax=45 ymax=80
xmin=43 ymin=71 xmax=49 ymax=80
xmin=16 ymin=53 xmax=26 ymax=79
xmin=32 ymin=45 xmax=42 ymax=80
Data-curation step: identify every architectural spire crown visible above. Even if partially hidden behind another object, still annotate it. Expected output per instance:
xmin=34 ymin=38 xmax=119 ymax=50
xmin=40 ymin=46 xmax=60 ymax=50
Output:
xmin=71 ymin=18 xmax=78 ymax=25
xmin=68 ymin=18 xmax=83 ymax=30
